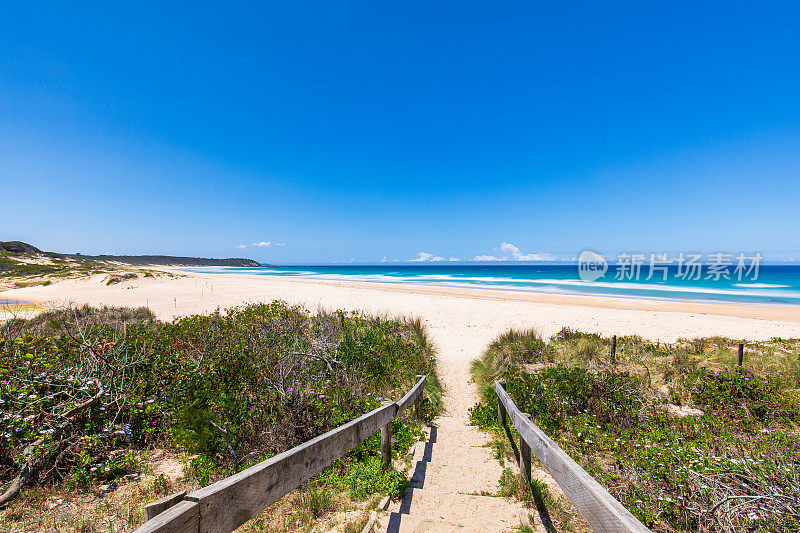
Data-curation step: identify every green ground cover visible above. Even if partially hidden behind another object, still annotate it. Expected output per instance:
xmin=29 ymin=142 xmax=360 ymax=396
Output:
xmin=470 ymin=328 xmax=800 ymax=532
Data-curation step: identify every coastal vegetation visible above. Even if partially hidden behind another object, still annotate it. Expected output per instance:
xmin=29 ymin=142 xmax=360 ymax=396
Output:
xmin=469 ymin=328 xmax=800 ymax=532
xmin=0 ymin=240 xmax=260 ymax=290
xmin=0 ymin=302 xmax=440 ymax=531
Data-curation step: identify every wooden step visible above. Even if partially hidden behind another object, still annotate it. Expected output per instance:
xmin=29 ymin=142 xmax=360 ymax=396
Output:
xmin=377 ymin=512 xmax=502 ymax=532
xmin=394 ymin=488 xmax=520 ymax=529
xmin=423 ymin=420 xmax=492 ymax=447
xmin=412 ymin=443 xmax=496 ymax=466
xmin=408 ymin=461 xmax=503 ymax=494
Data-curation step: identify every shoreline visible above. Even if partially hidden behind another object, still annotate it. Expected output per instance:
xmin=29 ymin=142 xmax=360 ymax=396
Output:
xmin=177 ymin=270 xmax=800 ymax=323
xmin=182 ymin=265 xmax=800 ymax=311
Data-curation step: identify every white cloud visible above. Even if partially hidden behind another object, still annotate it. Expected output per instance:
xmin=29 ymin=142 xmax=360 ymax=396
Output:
xmin=252 ymin=241 xmax=288 ymax=248
xmin=234 ymin=244 xmax=248 ymax=249
xmin=408 ymin=252 xmax=446 ymax=262
xmin=449 ymin=257 xmax=461 ymax=262
xmin=473 ymin=243 xmax=557 ymax=262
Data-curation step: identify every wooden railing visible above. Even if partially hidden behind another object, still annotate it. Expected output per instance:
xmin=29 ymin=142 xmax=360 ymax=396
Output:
xmin=495 ymin=380 xmax=651 ymax=533
xmin=135 ymin=375 xmax=427 ymax=533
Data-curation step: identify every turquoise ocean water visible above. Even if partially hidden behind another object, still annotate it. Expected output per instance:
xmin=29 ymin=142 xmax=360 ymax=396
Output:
xmin=190 ymin=264 xmax=800 ymax=306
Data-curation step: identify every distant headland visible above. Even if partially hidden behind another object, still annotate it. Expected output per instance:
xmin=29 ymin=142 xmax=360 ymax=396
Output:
xmin=0 ymin=240 xmax=263 ymax=268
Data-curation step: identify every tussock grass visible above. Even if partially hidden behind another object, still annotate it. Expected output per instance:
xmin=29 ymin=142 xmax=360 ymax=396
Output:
xmin=570 ymin=337 xmax=607 ymax=369
xmin=471 ymin=328 xmax=552 ymax=403
xmin=488 ymin=328 xmax=553 ymax=365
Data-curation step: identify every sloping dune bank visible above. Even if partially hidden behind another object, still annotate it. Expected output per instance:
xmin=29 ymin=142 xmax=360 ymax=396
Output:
xmin=4 ymin=269 xmax=800 ymax=419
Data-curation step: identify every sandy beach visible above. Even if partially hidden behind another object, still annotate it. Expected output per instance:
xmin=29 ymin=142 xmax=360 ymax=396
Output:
xmin=4 ymin=269 xmax=800 ymax=420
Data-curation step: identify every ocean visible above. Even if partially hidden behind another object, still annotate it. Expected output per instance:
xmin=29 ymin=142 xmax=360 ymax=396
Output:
xmin=189 ymin=264 xmax=800 ymax=306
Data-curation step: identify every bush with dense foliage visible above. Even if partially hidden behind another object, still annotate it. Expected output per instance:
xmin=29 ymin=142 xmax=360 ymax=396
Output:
xmin=0 ymin=302 xmax=440 ymax=505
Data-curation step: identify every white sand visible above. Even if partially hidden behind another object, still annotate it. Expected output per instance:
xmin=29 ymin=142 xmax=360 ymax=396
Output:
xmin=4 ymin=270 xmax=800 ymax=420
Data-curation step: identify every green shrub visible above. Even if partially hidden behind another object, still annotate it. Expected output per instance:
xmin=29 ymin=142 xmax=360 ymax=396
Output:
xmin=189 ymin=455 xmax=220 ymax=487
xmin=326 ymin=456 xmax=407 ymax=499
xmin=686 ymin=367 xmax=800 ymax=423
xmin=0 ymin=302 xmax=438 ymax=498
xmin=468 ymin=400 xmax=498 ymax=429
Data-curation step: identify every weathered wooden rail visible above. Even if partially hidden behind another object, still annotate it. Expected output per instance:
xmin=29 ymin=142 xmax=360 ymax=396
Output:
xmin=495 ymin=380 xmax=652 ymax=533
xmin=135 ymin=375 xmax=427 ymax=533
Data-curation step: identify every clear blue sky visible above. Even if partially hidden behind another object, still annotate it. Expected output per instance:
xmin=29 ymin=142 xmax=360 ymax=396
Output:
xmin=2 ymin=1 xmax=799 ymax=264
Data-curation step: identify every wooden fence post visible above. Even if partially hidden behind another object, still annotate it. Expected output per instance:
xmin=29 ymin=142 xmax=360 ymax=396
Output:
xmin=414 ymin=374 xmax=424 ymax=419
xmin=611 ymin=335 xmax=617 ymax=365
xmin=497 ymin=380 xmax=507 ymax=427
xmin=520 ymin=413 xmax=532 ymax=486
xmin=380 ymin=423 xmax=391 ymax=468
xmin=381 ymin=401 xmax=392 ymax=469
xmin=738 ymin=343 xmax=744 ymax=367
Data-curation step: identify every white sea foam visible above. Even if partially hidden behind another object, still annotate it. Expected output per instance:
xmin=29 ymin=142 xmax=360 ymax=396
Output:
xmin=245 ymin=268 xmax=800 ymax=301
xmin=521 ymin=279 xmax=800 ymax=298
xmin=733 ymin=283 xmax=791 ymax=289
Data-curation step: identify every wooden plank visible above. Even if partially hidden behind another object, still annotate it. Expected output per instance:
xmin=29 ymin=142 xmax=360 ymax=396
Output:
xmin=396 ymin=375 xmax=426 ymax=414
xmin=145 ymin=490 xmax=188 ymax=522
xmin=497 ymin=379 xmax=507 ymax=427
xmin=132 ymin=500 xmax=199 ymax=533
xmin=494 ymin=382 xmax=651 ymax=533
xmin=187 ymin=402 xmax=397 ymax=532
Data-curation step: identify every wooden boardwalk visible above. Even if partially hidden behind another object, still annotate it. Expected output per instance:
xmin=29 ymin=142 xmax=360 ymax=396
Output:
xmin=377 ymin=416 xmax=530 ymax=532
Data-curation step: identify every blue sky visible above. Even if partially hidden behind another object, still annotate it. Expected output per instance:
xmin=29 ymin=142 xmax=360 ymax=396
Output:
xmin=2 ymin=1 xmax=799 ymax=264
